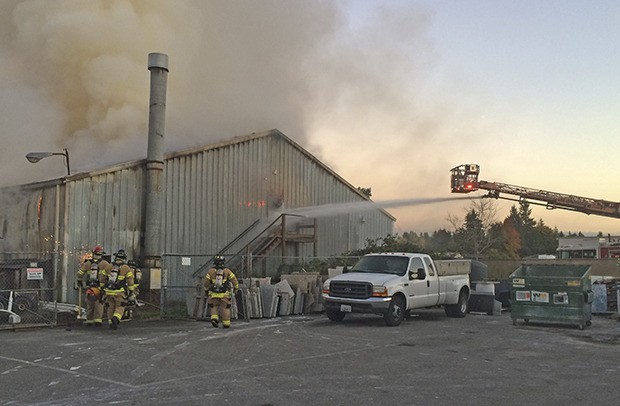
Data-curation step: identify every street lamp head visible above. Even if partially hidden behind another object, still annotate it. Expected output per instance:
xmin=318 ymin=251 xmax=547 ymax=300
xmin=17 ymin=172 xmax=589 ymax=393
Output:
xmin=26 ymin=152 xmax=55 ymax=163
xmin=25 ymin=149 xmax=70 ymax=176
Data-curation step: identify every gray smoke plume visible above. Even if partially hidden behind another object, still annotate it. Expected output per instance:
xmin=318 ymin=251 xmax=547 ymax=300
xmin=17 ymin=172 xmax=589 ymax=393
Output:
xmin=0 ymin=1 xmax=345 ymax=183
xmin=0 ymin=1 xmax=493 ymax=232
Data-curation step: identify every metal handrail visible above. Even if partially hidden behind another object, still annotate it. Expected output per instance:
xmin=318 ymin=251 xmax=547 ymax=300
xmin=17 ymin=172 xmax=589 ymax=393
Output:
xmin=192 ymin=213 xmax=309 ymax=278
xmin=191 ymin=218 xmax=261 ymax=278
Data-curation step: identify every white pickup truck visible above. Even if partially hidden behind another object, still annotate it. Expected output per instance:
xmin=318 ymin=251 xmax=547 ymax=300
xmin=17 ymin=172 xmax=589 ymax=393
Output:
xmin=322 ymin=253 xmax=470 ymax=326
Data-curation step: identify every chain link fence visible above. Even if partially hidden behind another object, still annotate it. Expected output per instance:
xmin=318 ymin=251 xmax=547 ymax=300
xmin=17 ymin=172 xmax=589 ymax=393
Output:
xmin=0 ymin=252 xmax=61 ymax=329
xmin=3 ymin=250 xmax=366 ymax=328
xmin=160 ymin=254 xmax=362 ymax=320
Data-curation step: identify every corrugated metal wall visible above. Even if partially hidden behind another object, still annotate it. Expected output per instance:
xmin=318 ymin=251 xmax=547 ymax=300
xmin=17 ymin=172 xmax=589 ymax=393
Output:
xmin=65 ymin=165 xmax=144 ymax=259
xmin=0 ymin=182 xmax=62 ymax=256
xmin=267 ymin=132 xmax=393 ymax=256
xmin=162 ymin=130 xmax=394 ymax=257
xmin=163 ymin=137 xmax=271 ymax=255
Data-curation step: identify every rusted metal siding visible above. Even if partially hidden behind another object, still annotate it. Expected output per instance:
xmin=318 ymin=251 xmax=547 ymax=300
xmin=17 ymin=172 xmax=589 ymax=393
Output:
xmin=0 ymin=183 xmax=61 ymax=256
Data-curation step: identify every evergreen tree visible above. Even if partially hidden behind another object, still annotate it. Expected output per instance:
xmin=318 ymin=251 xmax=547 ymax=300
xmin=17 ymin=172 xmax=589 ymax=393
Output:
xmin=455 ymin=209 xmax=486 ymax=259
xmin=501 ymin=216 xmax=521 ymax=259
xmin=531 ymin=221 xmax=560 ymax=255
xmin=349 ymin=198 xmax=583 ymax=259
xmin=485 ymin=222 xmax=509 ymax=259
xmin=448 ymin=198 xmax=501 ymax=259
xmin=429 ymin=228 xmax=455 ymax=254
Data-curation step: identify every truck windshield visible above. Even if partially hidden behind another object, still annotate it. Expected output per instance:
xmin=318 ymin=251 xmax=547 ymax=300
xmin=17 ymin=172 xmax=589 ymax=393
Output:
xmin=349 ymin=256 xmax=409 ymax=276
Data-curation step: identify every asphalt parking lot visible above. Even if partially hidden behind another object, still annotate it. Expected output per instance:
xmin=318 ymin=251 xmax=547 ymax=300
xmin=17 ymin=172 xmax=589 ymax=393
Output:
xmin=1 ymin=309 xmax=619 ymax=406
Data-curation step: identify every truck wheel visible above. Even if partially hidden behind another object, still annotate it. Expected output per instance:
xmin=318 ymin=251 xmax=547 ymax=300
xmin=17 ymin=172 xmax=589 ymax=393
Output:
xmin=445 ymin=290 xmax=468 ymax=318
xmin=384 ymin=296 xmax=405 ymax=327
xmin=326 ymin=309 xmax=346 ymax=322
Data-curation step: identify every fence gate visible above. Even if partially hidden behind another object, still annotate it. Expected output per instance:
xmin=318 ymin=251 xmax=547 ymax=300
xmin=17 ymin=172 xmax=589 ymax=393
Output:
xmin=0 ymin=254 xmax=60 ymax=330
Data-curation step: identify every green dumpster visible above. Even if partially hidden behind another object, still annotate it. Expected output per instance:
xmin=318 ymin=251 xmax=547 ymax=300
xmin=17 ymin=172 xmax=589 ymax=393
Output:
xmin=510 ymin=264 xmax=593 ymax=330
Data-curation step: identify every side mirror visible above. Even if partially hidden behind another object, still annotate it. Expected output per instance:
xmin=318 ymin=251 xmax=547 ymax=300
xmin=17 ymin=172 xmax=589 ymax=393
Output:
xmin=409 ymin=269 xmax=426 ymax=280
xmin=342 ymin=265 xmax=349 ymax=274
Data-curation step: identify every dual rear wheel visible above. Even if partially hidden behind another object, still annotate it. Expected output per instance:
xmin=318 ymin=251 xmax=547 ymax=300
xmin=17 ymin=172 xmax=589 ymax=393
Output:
xmin=444 ymin=290 xmax=468 ymax=318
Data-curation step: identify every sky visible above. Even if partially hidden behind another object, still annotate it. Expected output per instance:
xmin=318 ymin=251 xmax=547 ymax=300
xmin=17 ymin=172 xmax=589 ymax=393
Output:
xmin=0 ymin=0 xmax=618 ymax=236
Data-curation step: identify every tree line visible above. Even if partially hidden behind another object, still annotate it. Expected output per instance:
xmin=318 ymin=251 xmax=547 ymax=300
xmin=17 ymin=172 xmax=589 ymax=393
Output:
xmin=348 ymin=199 xmax=594 ymax=260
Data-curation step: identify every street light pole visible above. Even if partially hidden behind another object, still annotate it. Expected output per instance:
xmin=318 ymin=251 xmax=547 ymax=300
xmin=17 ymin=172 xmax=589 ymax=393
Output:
xmin=24 ymin=148 xmax=71 ymax=304
xmin=25 ymin=148 xmax=71 ymax=176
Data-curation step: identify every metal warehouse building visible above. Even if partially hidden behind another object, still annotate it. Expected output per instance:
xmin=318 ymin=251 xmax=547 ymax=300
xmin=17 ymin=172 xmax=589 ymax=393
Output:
xmin=1 ymin=53 xmax=394 ymax=317
xmin=0 ymin=129 xmax=395 ymax=306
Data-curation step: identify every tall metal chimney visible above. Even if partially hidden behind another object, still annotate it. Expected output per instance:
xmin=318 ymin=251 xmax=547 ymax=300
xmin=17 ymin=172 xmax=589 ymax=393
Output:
xmin=143 ymin=52 xmax=169 ymax=269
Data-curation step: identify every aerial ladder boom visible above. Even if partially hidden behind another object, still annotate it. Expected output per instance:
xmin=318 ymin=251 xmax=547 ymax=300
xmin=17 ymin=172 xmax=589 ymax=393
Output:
xmin=450 ymin=164 xmax=620 ymax=219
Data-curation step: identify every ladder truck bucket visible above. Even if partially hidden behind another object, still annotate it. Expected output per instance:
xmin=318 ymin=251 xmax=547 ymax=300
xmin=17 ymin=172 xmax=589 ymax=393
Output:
xmin=450 ymin=164 xmax=480 ymax=193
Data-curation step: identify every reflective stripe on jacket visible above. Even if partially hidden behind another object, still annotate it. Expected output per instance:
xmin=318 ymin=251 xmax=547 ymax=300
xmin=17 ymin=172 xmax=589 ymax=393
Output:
xmin=78 ymin=259 xmax=111 ymax=287
xmin=104 ymin=264 xmax=134 ymax=296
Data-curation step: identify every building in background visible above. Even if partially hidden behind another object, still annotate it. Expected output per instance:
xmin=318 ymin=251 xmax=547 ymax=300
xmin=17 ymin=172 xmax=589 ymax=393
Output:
xmin=557 ymin=236 xmax=620 ymax=259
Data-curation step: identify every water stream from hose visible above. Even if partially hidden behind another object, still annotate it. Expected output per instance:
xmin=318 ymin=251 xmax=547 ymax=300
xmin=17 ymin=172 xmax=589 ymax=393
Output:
xmin=283 ymin=196 xmax=479 ymax=219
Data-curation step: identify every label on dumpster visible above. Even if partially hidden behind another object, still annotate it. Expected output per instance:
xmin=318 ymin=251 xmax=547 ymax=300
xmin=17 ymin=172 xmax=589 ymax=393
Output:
xmin=566 ymin=280 xmax=581 ymax=287
xmin=512 ymin=278 xmax=525 ymax=287
xmin=553 ymin=292 xmax=569 ymax=305
xmin=515 ymin=291 xmax=531 ymax=301
xmin=531 ymin=290 xmax=549 ymax=303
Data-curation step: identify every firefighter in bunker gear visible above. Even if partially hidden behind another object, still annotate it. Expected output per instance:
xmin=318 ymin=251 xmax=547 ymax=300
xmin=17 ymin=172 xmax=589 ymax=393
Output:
xmin=103 ymin=249 xmax=134 ymax=330
xmin=204 ymin=255 xmax=239 ymax=328
xmin=127 ymin=259 xmax=142 ymax=298
xmin=122 ymin=259 xmax=142 ymax=319
xmin=76 ymin=245 xmax=112 ymax=326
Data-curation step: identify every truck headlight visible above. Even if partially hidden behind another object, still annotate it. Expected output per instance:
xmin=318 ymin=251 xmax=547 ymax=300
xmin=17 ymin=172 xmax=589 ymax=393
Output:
xmin=322 ymin=280 xmax=331 ymax=294
xmin=372 ymin=285 xmax=388 ymax=297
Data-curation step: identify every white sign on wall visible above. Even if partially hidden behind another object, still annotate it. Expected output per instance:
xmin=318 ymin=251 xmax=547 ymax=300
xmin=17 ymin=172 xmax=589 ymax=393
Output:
xmin=27 ymin=268 xmax=44 ymax=280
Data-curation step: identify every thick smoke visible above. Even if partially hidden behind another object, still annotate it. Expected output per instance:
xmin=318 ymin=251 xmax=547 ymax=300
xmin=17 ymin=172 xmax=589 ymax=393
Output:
xmin=0 ymin=1 xmax=496 ymax=232
xmin=0 ymin=1 xmax=345 ymax=183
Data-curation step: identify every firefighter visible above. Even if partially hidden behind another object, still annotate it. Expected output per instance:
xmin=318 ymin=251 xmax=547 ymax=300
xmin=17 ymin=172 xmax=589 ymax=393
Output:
xmin=127 ymin=259 xmax=142 ymax=298
xmin=123 ymin=259 xmax=142 ymax=320
xmin=103 ymin=249 xmax=134 ymax=330
xmin=76 ymin=245 xmax=111 ymax=326
xmin=204 ymin=255 xmax=239 ymax=328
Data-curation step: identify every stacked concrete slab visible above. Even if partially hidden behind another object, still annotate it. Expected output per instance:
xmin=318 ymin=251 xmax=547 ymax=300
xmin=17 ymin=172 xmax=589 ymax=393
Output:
xmin=275 ymin=279 xmax=295 ymax=316
xmin=260 ymin=284 xmax=279 ymax=318
xmin=191 ymin=273 xmax=325 ymax=320
xmin=280 ymin=273 xmax=323 ymax=314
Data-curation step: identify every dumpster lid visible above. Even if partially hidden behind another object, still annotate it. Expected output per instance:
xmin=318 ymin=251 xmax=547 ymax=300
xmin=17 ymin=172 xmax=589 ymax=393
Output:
xmin=510 ymin=264 xmax=591 ymax=279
